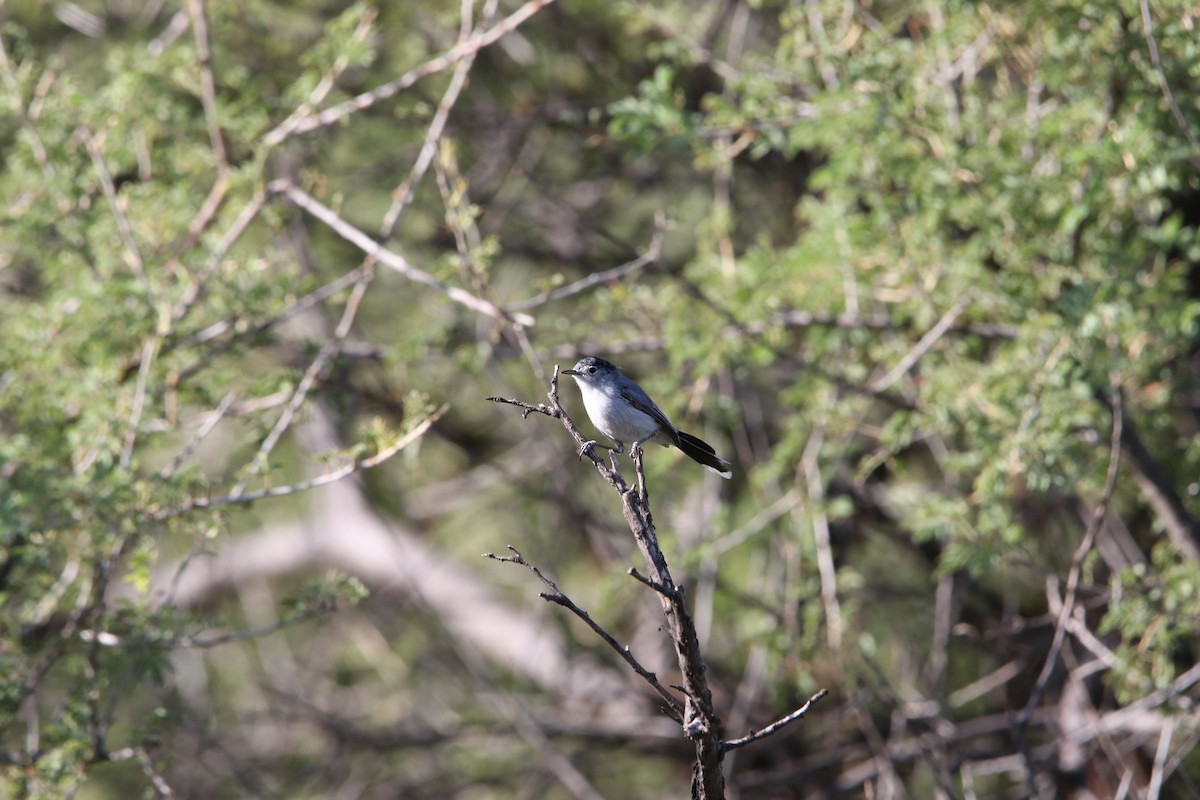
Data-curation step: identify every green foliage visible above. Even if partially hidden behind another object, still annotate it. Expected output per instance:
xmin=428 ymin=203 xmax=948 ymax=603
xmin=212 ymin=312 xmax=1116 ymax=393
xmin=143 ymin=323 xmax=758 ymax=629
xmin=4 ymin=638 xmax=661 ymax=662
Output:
xmin=1104 ymin=546 xmax=1200 ymax=701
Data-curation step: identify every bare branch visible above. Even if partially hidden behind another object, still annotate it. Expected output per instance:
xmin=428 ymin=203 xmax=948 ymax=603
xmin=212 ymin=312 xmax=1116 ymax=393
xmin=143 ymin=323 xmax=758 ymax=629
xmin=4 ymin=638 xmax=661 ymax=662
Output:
xmin=508 ymin=213 xmax=666 ymax=312
xmin=266 ymin=0 xmax=558 ymax=143
xmin=721 ymin=689 xmax=830 ymax=753
xmin=489 ymin=367 xmax=828 ymax=799
xmin=1139 ymin=0 xmax=1200 ymax=170
xmin=484 ymin=395 xmax=560 ymax=419
xmin=79 ymin=127 xmax=149 ymax=288
xmin=270 ymin=179 xmax=536 ymax=327
xmin=627 ymin=567 xmax=676 ymax=599
xmin=1017 ymin=383 xmax=1124 ymax=728
xmin=158 ymin=405 xmax=446 ymax=519
xmin=485 ymin=546 xmax=685 ymax=721
xmin=119 ymin=338 xmax=158 ymax=471
xmin=869 ymin=295 xmax=971 ymax=392
xmin=378 ymin=8 xmax=477 ymax=237
xmin=181 ymin=0 xmax=231 ymax=249
xmin=487 ymin=366 xmax=616 ymax=479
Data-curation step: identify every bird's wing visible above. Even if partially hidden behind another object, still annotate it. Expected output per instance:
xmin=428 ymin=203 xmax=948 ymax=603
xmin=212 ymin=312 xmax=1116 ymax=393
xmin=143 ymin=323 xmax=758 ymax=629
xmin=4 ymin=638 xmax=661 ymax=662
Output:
xmin=621 ymin=387 xmax=681 ymax=447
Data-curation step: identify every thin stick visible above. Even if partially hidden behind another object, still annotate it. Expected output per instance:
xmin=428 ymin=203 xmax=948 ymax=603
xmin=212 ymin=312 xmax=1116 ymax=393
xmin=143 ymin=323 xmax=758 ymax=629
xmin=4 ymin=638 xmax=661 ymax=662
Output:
xmin=79 ymin=127 xmax=148 ymax=287
xmin=268 ymin=0 xmax=558 ymax=142
xmin=627 ymin=567 xmax=676 ymax=599
xmin=120 ymin=338 xmax=158 ymax=470
xmin=721 ymin=689 xmax=830 ymax=752
xmin=225 ymin=275 xmax=373 ymax=499
xmin=261 ymin=7 xmax=377 ymax=149
xmin=508 ymin=214 xmax=666 ymax=311
xmin=182 ymin=0 xmax=231 ymax=248
xmin=160 ymin=391 xmax=238 ymax=478
xmin=1139 ymin=0 xmax=1200 ymax=169
xmin=378 ymin=1 xmax=477 ymax=237
xmin=869 ymin=295 xmax=970 ymax=392
xmin=485 ymin=546 xmax=685 ymax=721
xmin=159 ymin=405 xmax=446 ymax=518
xmin=1017 ymin=383 xmax=1123 ymax=727
xmin=271 ymin=179 xmax=535 ymax=327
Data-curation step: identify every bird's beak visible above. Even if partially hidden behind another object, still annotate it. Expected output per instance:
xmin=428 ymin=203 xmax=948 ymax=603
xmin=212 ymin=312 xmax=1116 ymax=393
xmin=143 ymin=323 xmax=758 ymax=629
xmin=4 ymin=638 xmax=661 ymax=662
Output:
xmin=562 ymin=368 xmax=579 ymax=375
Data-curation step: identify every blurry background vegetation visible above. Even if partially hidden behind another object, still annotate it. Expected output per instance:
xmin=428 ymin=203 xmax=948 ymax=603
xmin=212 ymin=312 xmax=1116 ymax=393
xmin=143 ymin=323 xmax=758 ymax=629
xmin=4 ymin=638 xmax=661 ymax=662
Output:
xmin=2 ymin=0 xmax=1200 ymax=797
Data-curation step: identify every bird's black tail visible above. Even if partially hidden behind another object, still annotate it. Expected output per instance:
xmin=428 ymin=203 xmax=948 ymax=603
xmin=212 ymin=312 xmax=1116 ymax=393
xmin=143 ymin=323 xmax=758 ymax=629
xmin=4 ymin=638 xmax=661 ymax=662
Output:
xmin=676 ymin=431 xmax=733 ymax=479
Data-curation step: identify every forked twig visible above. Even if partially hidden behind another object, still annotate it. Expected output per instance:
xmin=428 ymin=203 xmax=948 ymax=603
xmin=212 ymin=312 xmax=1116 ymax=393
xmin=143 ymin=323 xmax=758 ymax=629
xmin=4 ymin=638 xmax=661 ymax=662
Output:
xmin=484 ymin=546 xmax=685 ymax=721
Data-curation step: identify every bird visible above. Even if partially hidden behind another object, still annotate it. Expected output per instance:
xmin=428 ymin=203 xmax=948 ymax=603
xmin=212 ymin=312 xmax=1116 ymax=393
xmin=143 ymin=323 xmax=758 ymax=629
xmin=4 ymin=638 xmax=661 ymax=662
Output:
xmin=562 ymin=356 xmax=733 ymax=479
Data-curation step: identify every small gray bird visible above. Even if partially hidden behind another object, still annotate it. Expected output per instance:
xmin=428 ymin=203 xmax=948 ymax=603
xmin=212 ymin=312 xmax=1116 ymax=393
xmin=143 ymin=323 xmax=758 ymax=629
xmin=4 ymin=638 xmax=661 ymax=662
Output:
xmin=562 ymin=356 xmax=733 ymax=479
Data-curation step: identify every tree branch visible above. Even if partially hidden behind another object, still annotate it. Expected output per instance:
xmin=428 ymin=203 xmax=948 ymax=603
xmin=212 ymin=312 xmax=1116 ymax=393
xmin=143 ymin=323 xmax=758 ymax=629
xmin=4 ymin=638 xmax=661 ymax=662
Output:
xmin=488 ymin=369 xmax=828 ymax=799
xmin=270 ymin=179 xmax=535 ymax=327
xmin=721 ymin=689 xmax=830 ymax=753
xmin=266 ymin=0 xmax=559 ymax=142
xmin=484 ymin=546 xmax=685 ymax=722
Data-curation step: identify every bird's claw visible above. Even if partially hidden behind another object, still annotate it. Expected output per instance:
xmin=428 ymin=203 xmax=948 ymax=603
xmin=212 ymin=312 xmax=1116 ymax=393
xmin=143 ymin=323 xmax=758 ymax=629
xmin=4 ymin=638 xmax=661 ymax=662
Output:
xmin=577 ymin=440 xmax=599 ymax=460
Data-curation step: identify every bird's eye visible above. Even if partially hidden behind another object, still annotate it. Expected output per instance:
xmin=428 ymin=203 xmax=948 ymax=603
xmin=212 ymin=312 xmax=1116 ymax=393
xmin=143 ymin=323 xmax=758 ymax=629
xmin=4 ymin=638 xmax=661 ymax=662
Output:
xmin=587 ymin=366 xmax=596 ymax=374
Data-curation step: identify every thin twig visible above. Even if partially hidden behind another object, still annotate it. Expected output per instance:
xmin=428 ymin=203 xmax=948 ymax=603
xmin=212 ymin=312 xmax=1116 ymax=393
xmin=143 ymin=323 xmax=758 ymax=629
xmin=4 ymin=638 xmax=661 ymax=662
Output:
xmin=627 ymin=567 xmax=676 ymax=598
xmin=486 ymin=366 xmax=618 ymax=480
xmin=1017 ymin=383 xmax=1123 ymax=727
xmin=172 ymin=262 xmax=374 ymax=386
xmin=508 ymin=214 xmax=666 ymax=311
xmin=484 ymin=395 xmax=559 ymax=419
xmin=168 ymin=189 xmax=266 ymax=328
xmin=721 ymin=689 xmax=830 ymax=752
xmin=267 ymin=0 xmax=558 ymax=143
xmin=378 ymin=0 xmax=478 ymax=238
xmin=106 ymin=747 xmax=176 ymax=797
xmin=79 ymin=127 xmax=149 ymax=286
xmin=1146 ymin=713 xmax=1175 ymax=800
xmin=869 ymin=295 xmax=971 ymax=392
xmin=271 ymin=179 xmax=535 ymax=327
xmin=182 ymin=0 xmax=231 ymax=249
xmin=159 ymin=391 xmax=237 ymax=478
xmin=158 ymin=405 xmax=446 ymax=519
xmin=225 ymin=274 xmax=374 ymax=499
xmin=484 ymin=546 xmax=684 ymax=721
xmin=802 ymin=424 xmax=843 ymax=655
xmin=160 ymin=600 xmax=336 ymax=649
xmin=120 ymin=338 xmax=158 ymax=470
xmin=262 ymin=7 xmax=378 ymax=150
xmin=1139 ymin=0 xmax=1200 ymax=169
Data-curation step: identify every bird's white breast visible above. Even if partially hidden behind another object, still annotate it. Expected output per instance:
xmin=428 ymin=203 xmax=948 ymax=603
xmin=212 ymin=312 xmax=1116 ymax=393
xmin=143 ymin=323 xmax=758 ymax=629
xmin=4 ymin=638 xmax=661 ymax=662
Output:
xmin=578 ymin=381 xmax=661 ymax=443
